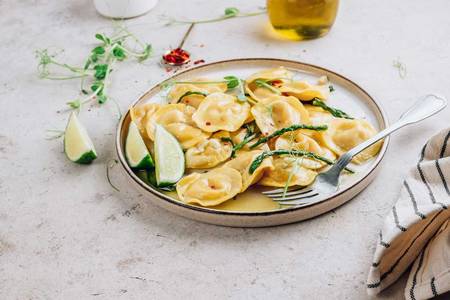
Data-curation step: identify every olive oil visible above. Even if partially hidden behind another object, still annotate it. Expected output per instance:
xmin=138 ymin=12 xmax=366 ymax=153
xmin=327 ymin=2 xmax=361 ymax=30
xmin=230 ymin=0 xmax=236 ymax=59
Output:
xmin=164 ymin=188 xmax=281 ymax=212
xmin=267 ymin=0 xmax=339 ymax=40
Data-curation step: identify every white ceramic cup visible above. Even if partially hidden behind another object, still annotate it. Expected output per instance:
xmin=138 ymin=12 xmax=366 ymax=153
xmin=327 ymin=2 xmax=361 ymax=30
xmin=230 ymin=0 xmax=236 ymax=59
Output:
xmin=94 ymin=0 xmax=158 ymax=19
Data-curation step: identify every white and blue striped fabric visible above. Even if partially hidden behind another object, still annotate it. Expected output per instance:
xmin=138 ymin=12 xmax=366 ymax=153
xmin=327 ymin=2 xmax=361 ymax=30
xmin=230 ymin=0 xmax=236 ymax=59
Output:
xmin=367 ymin=127 xmax=450 ymax=299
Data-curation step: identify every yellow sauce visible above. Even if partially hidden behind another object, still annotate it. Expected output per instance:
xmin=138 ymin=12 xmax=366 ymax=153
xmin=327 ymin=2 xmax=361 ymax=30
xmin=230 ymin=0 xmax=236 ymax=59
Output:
xmin=164 ymin=188 xmax=281 ymax=212
xmin=267 ymin=0 xmax=339 ymax=40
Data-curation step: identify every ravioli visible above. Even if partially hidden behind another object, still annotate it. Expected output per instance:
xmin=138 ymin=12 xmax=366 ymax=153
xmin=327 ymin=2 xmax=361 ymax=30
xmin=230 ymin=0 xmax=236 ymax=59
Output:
xmin=176 ymin=167 xmax=242 ymax=206
xmin=275 ymin=131 xmax=335 ymax=169
xmin=245 ymin=67 xmax=293 ymax=102
xmin=168 ymin=79 xmax=227 ymax=108
xmin=192 ymin=92 xmax=251 ymax=132
xmin=259 ymin=157 xmax=317 ymax=187
xmin=279 ymin=80 xmax=330 ymax=101
xmin=185 ymin=138 xmax=232 ymax=169
xmin=229 ymin=127 xmax=259 ymax=150
xmin=130 ymin=103 xmax=161 ymax=135
xmin=251 ymin=96 xmax=310 ymax=136
xmin=246 ymin=66 xmax=293 ymax=84
xmin=246 ymin=87 xmax=279 ymax=103
xmin=145 ymin=103 xmax=210 ymax=149
xmin=304 ymin=105 xmax=334 ymax=126
xmin=321 ymin=118 xmax=382 ymax=164
xmin=224 ymin=150 xmax=274 ymax=192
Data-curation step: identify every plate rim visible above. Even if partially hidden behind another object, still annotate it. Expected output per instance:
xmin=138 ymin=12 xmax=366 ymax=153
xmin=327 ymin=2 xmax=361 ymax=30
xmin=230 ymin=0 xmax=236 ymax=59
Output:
xmin=115 ymin=57 xmax=390 ymax=217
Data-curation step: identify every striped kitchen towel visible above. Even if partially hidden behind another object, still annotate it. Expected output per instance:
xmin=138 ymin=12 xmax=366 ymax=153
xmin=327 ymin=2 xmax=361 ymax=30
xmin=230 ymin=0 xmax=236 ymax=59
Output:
xmin=367 ymin=127 xmax=450 ymax=299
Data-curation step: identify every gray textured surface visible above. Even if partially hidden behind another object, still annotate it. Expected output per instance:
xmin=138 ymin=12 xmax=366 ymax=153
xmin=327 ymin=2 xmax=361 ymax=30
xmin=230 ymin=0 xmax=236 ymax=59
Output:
xmin=1 ymin=0 xmax=449 ymax=299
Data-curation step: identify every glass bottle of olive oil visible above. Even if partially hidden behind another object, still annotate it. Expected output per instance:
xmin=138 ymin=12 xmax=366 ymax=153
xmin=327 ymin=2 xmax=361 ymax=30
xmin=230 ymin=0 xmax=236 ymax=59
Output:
xmin=267 ymin=0 xmax=339 ymax=40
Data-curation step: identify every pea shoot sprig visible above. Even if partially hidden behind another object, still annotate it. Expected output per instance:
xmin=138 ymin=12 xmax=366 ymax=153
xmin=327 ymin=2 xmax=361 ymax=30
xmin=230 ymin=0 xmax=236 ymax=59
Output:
xmin=254 ymin=79 xmax=282 ymax=95
xmin=168 ymin=7 xmax=266 ymax=25
xmin=36 ymin=28 xmax=152 ymax=111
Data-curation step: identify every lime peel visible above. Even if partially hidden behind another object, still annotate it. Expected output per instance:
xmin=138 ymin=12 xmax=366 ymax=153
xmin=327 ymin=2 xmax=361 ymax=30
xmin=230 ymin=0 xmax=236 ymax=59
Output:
xmin=64 ymin=112 xmax=97 ymax=164
xmin=154 ymin=124 xmax=185 ymax=187
xmin=125 ymin=121 xmax=154 ymax=169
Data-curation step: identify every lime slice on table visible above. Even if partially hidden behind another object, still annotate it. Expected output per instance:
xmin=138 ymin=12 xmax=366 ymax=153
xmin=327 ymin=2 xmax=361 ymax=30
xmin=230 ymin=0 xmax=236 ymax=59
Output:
xmin=64 ymin=112 xmax=97 ymax=164
xmin=125 ymin=121 xmax=154 ymax=169
xmin=154 ymin=124 xmax=185 ymax=187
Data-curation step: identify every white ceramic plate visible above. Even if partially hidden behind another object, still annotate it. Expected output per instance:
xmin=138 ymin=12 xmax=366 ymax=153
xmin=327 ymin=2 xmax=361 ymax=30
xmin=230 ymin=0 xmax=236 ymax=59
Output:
xmin=116 ymin=58 xmax=389 ymax=227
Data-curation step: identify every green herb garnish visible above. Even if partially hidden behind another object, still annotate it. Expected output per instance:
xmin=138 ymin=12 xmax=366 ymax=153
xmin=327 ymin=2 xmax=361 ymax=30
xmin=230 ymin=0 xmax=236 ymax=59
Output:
xmin=254 ymin=79 xmax=281 ymax=95
xmin=329 ymin=85 xmax=335 ymax=92
xmin=249 ymin=149 xmax=354 ymax=174
xmin=172 ymin=76 xmax=241 ymax=90
xmin=250 ymin=124 xmax=328 ymax=149
xmin=221 ymin=124 xmax=259 ymax=157
xmin=177 ymin=91 xmax=207 ymax=103
xmin=106 ymin=159 xmax=120 ymax=192
xmin=171 ymin=76 xmax=249 ymax=102
xmin=168 ymin=7 xmax=266 ymax=25
xmin=311 ymin=99 xmax=353 ymax=119
xmin=36 ymin=26 xmax=152 ymax=111
xmin=223 ymin=75 xmax=240 ymax=89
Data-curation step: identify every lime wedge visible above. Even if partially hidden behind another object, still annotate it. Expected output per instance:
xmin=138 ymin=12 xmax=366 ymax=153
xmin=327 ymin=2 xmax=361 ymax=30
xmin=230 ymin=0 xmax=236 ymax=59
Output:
xmin=154 ymin=124 xmax=185 ymax=187
xmin=64 ymin=112 xmax=97 ymax=164
xmin=126 ymin=121 xmax=154 ymax=169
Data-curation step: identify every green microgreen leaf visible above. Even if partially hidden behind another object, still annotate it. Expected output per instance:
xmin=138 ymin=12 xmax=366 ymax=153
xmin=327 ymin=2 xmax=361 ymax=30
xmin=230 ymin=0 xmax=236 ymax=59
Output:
xmin=224 ymin=76 xmax=240 ymax=89
xmin=92 ymin=46 xmax=105 ymax=55
xmin=224 ymin=7 xmax=240 ymax=16
xmin=95 ymin=33 xmax=110 ymax=44
xmin=66 ymin=99 xmax=81 ymax=109
xmin=91 ymin=82 xmax=104 ymax=95
xmin=329 ymin=85 xmax=335 ymax=92
xmin=93 ymin=64 xmax=108 ymax=80
xmin=97 ymin=94 xmax=107 ymax=104
xmin=112 ymin=47 xmax=126 ymax=60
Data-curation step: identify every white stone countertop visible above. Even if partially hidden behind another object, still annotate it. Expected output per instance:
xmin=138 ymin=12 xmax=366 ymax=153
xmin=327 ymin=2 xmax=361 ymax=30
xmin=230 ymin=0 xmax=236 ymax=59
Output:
xmin=1 ymin=0 xmax=449 ymax=299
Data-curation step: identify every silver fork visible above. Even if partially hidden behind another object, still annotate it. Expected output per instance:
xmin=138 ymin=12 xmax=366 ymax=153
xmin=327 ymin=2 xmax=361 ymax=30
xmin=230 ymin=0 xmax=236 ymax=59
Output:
xmin=263 ymin=94 xmax=447 ymax=207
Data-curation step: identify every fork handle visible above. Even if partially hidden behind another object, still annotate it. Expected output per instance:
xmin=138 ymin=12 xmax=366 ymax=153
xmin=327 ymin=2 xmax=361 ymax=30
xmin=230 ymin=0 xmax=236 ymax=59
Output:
xmin=332 ymin=94 xmax=447 ymax=172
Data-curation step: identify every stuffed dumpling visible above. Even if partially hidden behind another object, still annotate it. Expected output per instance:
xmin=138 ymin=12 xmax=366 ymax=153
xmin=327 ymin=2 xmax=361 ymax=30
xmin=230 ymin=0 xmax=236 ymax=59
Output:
xmin=275 ymin=131 xmax=336 ymax=169
xmin=279 ymin=80 xmax=330 ymax=101
xmin=321 ymin=118 xmax=382 ymax=164
xmin=259 ymin=156 xmax=317 ymax=187
xmin=130 ymin=103 xmax=161 ymax=136
xmin=245 ymin=67 xmax=293 ymax=102
xmin=185 ymin=138 xmax=233 ymax=169
xmin=168 ymin=79 xmax=227 ymax=108
xmin=251 ymin=96 xmax=310 ymax=136
xmin=145 ymin=103 xmax=210 ymax=149
xmin=224 ymin=150 xmax=274 ymax=192
xmin=176 ymin=167 xmax=242 ymax=206
xmin=192 ymin=92 xmax=251 ymax=132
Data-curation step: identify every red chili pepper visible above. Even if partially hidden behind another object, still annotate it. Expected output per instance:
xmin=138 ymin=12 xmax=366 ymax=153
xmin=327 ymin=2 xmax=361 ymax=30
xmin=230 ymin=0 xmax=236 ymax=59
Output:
xmin=269 ymin=79 xmax=283 ymax=87
xmin=162 ymin=48 xmax=191 ymax=65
